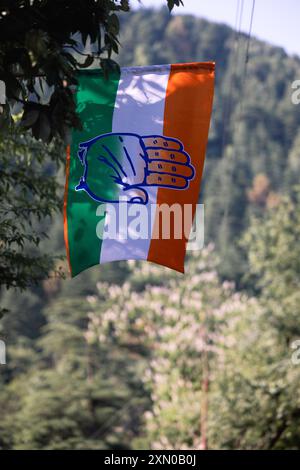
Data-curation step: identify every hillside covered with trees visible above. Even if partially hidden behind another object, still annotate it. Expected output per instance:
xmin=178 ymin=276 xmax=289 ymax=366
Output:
xmin=1 ymin=8 xmax=300 ymax=449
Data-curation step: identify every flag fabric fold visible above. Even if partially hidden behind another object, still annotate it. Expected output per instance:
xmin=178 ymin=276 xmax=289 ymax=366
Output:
xmin=64 ymin=62 xmax=215 ymax=276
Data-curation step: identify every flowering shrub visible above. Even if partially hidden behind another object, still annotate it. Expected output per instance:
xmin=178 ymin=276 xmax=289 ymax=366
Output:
xmin=85 ymin=246 xmax=258 ymax=449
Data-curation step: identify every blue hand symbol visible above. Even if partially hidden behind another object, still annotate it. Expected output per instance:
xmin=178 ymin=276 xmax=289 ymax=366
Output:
xmin=76 ymin=132 xmax=195 ymax=204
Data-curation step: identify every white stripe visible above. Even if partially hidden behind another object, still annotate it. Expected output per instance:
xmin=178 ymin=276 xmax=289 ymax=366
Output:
xmin=100 ymin=67 xmax=170 ymax=264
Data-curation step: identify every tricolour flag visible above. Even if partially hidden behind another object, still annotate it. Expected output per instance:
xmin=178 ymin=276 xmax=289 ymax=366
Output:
xmin=64 ymin=62 xmax=215 ymax=276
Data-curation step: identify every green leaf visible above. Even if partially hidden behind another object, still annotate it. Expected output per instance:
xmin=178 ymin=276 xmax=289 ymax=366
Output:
xmin=78 ymin=55 xmax=94 ymax=69
xmin=108 ymin=13 xmax=120 ymax=36
xmin=167 ymin=0 xmax=184 ymax=11
xmin=21 ymin=108 xmax=39 ymax=128
xmin=32 ymin=112 xmax=51 ymax=142
xmin=100 ymin=58 xmax=120 ymax=80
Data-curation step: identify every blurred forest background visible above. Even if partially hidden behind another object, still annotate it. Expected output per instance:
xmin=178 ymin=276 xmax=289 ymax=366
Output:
xmin=1 ymin=7 xmax=300 ymax=449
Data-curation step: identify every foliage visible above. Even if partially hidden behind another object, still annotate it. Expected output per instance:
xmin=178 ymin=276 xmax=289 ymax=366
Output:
xmin=0 ymin=2 xmax=183 ymax=306
xmin=208 ymin=193 xmax=300 ymax=449
xmin=0 ymin=129 xmax=64 ymax=316
xmin=0 ymin=294 xmax=149 ymax=449
xmin=243 ymin=188 xmax=300 ymax=340
xmin=1 ymin=220 xmax=300 ymax=449
xmin=1 ymin=7 xmax=300 ymax=451
xmin=85 ymin=249 xmax=253 ymax=449
xmin=82 ymin=210 xmax=300 ymax=450
xmin=0 ymin=0 xmax=181 ymax=141
xmin=0 ymin=3 xmax=183 ymax=308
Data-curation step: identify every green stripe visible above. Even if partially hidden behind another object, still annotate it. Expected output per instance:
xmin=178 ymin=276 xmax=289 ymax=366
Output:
xmin=66 ymin=69 xmax=120 ymax=276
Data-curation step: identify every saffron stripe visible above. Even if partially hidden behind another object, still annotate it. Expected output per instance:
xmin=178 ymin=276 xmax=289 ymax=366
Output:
xmin=147 ymin=62 xmax=215 ymax=272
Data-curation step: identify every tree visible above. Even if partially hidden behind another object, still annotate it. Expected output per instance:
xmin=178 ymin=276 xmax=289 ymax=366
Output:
xmin=0 ymin=0 xmax=184 ymax=294
xmin=207 ymin=191 xmax=300 ymax=449
xmin=0 ymin=0 xmax=183 ymax=141
xmin=0 ymin=129 xmax=64 ymax=317
xmin=0 ymin=1 xmax=183 ymax=303
xmin=0 ymin=293 xmax=150 ymax=449
xmin=2 ymin=194 xmax=300 ymax=449
xmin=85 ymin=248 xmax=253 ymax=449
xmin=85 ymin=209 xmax=300 ymax=450
xmin=243 ymin=188 xmax=300 ymax=342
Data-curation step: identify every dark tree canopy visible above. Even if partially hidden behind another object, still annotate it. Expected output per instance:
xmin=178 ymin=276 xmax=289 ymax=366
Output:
xmin=0 ymin=0 xmax=183 ymax=142
xmin=0 ymin=129 xmax=64 ymax=316
xmin=0 ymin=1 xmax=183 ymax=300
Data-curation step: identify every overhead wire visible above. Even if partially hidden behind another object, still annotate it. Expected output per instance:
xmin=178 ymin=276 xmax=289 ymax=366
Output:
xmin=238 ymin=0 xmax=256 ymax=117
xmin=220 ymin=0 xmax=245 ymax=161
xmin=220 ymin=0 xmax=256 ymax=234
xmin=231 ymin=0 xmax=256 ymax=156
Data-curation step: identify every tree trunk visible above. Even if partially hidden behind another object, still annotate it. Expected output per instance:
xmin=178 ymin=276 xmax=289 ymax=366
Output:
xmin=200 ymin=321 xmax=209 ymax=450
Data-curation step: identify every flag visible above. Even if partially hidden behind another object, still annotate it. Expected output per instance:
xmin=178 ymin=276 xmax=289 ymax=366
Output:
xmin=64 ymin=62 xmax=215 ymax=276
